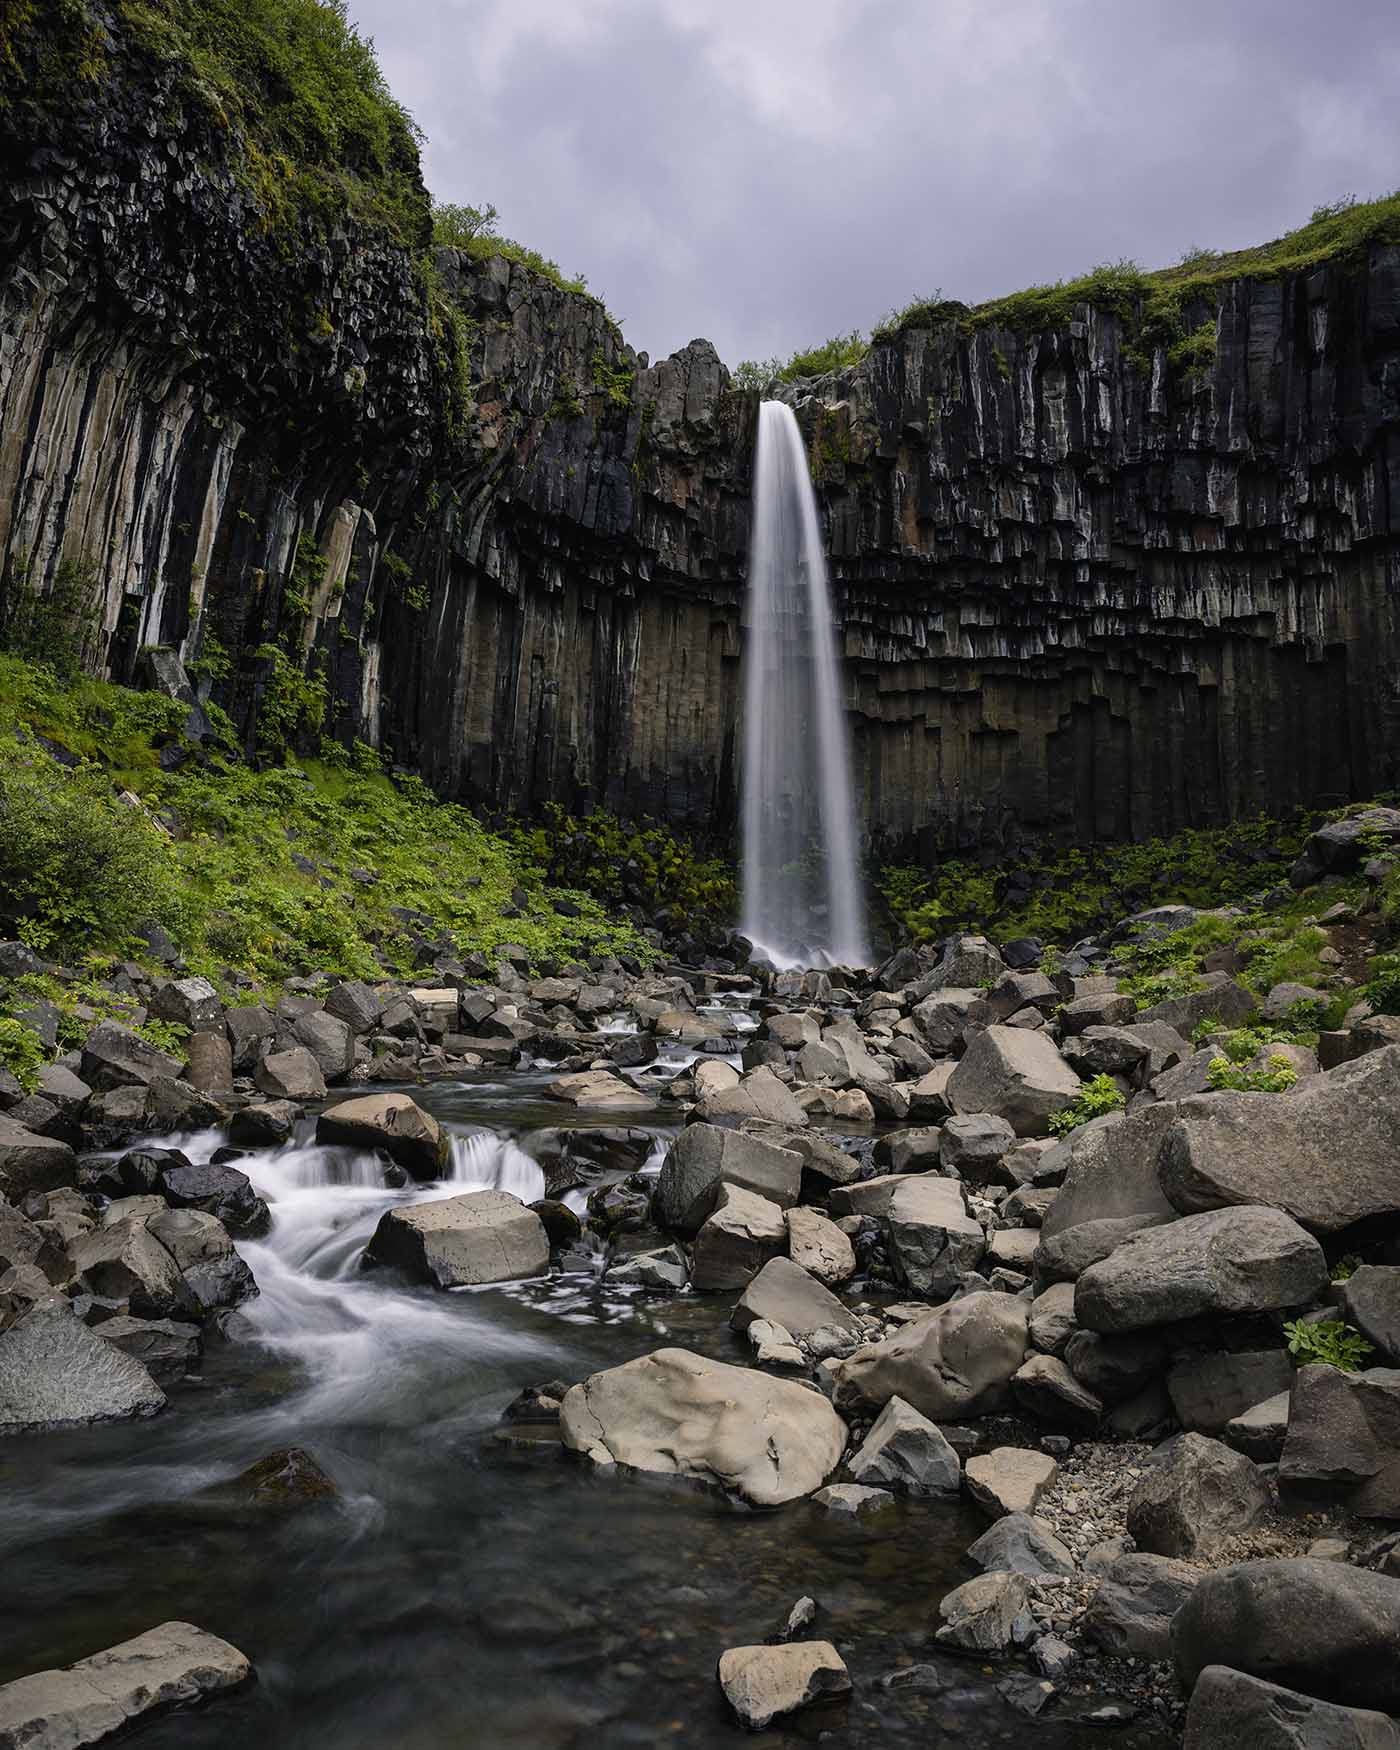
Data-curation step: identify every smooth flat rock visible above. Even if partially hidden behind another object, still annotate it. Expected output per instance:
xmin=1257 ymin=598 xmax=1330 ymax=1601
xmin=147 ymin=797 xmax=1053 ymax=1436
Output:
xmin=365 ymin=1190 xmax=549 ymax=1288
xmin=717 ymin=1641 xmax=851 ymax=1731
xmin=560 ymin=1347 xmax=846 ymax=1506
xmin=544 ymin=1070 xmax=654 ymax=1110
xmin=316 ymin=1093 xmax=448 ymax=1180
xmin=0 ymin=1301 xmax=166 ymax=1432
xmin=964 ymin=1446 xmax=1059 ymax=1519
xmin=0 ymin=1620 xmax=250 ymax=1747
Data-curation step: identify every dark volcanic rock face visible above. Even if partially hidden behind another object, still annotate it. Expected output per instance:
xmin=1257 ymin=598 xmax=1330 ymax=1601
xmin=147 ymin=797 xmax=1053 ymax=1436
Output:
xmin=2 ymin=6 xmax=1398 ymax=853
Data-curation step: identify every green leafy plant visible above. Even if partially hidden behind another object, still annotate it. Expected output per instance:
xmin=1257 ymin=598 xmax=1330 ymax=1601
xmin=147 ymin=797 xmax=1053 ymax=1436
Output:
xmin=1362 ymin=954 xmax=1400 ymax=1017
xmin=0 ymin=1016 xmax=46 ymax=1092
xmin=1047 ymin=1074 xmax=1127 ymax=1136
xmin=1331 ymin=1255 xmax=1362 ymax=1283
xmin=1284 ymin=1319 xmax=1374 ymax=1372
xmin=1206 ymin=1051 xmax=1299 ymax=1093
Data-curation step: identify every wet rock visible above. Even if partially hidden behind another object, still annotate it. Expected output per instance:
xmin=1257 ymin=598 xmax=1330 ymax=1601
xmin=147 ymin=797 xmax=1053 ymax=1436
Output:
xmin=1127 ymin=1432 xmax=1269 ymax=1557
xmin=70 ymin=1219 xmax=195 ymax=1320
xmin=160 ymin=1161 xmax=271 ymax=1239
xmin=1158 ymin=1047 xmax=1400 ymax=1232
xmin=935 ymin=1571 xmax=1032 ymax=1654
xmin=0 ymin=1116 xmax=76 ymax=1201
xmin=0 ymin=1620 xmax=251 ymax=1747
xmin=967 ymin=1513 xmax=1075 ymax=1578
xmin=561 ymin=1347 xmax=846 ymax=1506
xmin=786 ymin=1205 xmax=855 ymax=1285
xmin=717 ymin=1641 xmax=851 ymax=1731
xmin=691 ymin=1184 xmax=786 ymax=1291
xmin=1182 ymin=1664 xmax=1400 ymax=1750
xmin=1172 ymin=1559 xmax=1400 ymax=1713
xmin=316 ymin=1093 xmax=449 ymax=1180
xmin=812 ymin=1483 xmax=892 ymax=1515
xmin=832 ymin=1291 xmax=1028 ymax=1421
xmin=530 ymin=1199 xmax=582 ymax=1250
xmin=227 ymin=1100 xmax=299 ymax=1147
xmin=883 ymin=1174 xmax=986 ymax=1298
xmin=731 ymin=1256 xmax=860 ymax=1343
xmin=1083 ymin=1552 xmax=1200 ymax=1659
xmin=947 ymin=1026 xmax=1082 ymax=1136
xmin=97 ymin=1314 xmax=201 ymax=1386
xmin=605 ymin=1244 xmax=688 ymax=1291
xmin=653 ymin=1123 xmax=801 ymax=1234
xmin=253 ymin=1046 xmax=327 ymax=1101
xmin=232 ymin=1446 xmax=338 ymax=1505
xmin=365 ymin=1190 xmax=550 ymax=1288
xmin=0 ymin=1300 xmax=166 ymax=1431
xmin=1076 ymin=1207 xmax=1327 ymax=1332
xmin=847 ymin=1395 xmax=960 ymax=1497
xmin=965 ymin=1446 xmax=1059 ymax=1518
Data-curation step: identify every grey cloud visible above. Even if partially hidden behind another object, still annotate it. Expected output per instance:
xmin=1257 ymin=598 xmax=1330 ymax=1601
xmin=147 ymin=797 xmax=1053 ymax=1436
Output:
xmin=354 ymin=0 xmax=1400 ymax=367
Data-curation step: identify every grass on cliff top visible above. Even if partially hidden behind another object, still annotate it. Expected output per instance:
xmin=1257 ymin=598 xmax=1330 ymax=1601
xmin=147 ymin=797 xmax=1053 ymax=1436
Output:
xmin=431 ymin=201 xmax=596 ymax=303
xmin=874 ymin=189 xmax=1400 ymax=343
xmin=0 ymin=653 xmax=659 ymax=986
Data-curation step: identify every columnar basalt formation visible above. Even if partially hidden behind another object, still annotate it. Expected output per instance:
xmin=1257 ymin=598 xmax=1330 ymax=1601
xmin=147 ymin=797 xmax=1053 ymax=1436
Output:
xmin=2 ymin=7 xmax=1398 ymax=855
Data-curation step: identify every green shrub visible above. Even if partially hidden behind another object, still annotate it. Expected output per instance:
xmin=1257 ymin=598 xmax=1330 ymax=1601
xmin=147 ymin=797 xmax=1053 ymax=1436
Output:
xmin=0 ymin=1017 xmax=46 ymax=1092
xmin=1283 ymin=1318 xmax=1373 ymax=1372
xmin=1047 ymin=1074 xmax=1127 ymax=1136
xmin=432 ymin=197 xmax=594 ymax=301
xmin=732 ymin=331 xmax=868 ymax=389
xmin=1362 ymin=955 xmax=1400 ymax=1016
xmin=0 ymin=555 xmax=98 ymax=679
xmin=1206 ymin=1051 xmax=1299 ymax=1093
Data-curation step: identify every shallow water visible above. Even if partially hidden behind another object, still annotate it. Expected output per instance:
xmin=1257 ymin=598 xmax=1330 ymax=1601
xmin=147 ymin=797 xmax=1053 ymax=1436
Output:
xmin=0 ymin=1078 xmax=1173 ymax=1747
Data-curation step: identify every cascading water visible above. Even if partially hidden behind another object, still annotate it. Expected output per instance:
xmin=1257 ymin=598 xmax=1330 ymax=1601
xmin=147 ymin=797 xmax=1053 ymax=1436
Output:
xmin=740 ymin=400 xmax=868 ymax=968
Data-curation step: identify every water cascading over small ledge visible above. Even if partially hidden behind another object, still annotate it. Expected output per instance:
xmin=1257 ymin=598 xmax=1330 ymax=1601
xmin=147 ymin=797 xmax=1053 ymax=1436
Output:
xmin=741 ymin=402 xmax=869 ymax=968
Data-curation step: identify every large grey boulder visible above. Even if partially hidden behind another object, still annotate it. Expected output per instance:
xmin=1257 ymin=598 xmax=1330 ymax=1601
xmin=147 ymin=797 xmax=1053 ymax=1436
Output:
xmin=831 ymin=1291 xmax=1028 ymax=1421
xmin=882 ymin=1175 xmax=985 ymax=1298
xmin=1083 ymin=1552 xmax=1200 ymax=1659
xmin=935 ymin=1572 xmax=1032 ymax=1654
xmin=1037 ymin=1105 xmax=1178 ymax=1241
xmin=691 ymin=1184 xmax=786 ymax=1291
xmin=716 ymin=1641 xmax=851 ymax=1730
xmin=365 ymin=1190 xmax=549 ymax=1288
xmin=697 ymin=1066 xmax=808 ymax=1127
xmin=947 ymin=1026 xmax=1081 ymax=1136
xmin=79 ymin=1023 xmax=183 ymax=1091
xmin=912 ymin=988 xmax=981 ymax=1053
xmin=0 ymin=1115 xmax=76 ymax=1200
xmin=289 ymin=1007 xmax=355 ymax=1080
xmin=149 ymin=976 xmax=223 ymax=1033
xmin=1167 ymin=1349 xmax=1294 ymax=1436
xmin=97 ymin=1315 xmax=201 ymax=1387
xmin=1127 ymin=1432 xmax=1269 ymax=1557
xmin=821 ymin=1021 xmax=890 ymax=1085
xmin=1076 ymin=1207 xmax=1327 ymax=1332
xmin=1027 ymin=1282 xmax=1078 ymax=1356
xmin=560 ymin=1346 xmax=846 ymax=1506
xmin=1339 ymin=1266 xmax=1400 ymax=1365
xmin=966 ymin=1512 xmax=1075 ymax=1578
xmin=964 ymin=1446 xmax=1059 ymax=1518
xmin=846 ymin=1395 xmax=960 ymax=1497
xmin=1279 ymin=1363 xmax=1387 ymax=1487
xmin=1135 ymin=974 xmax=1258 ymax=1034
xmin=0 ymin=1301 xmax=165 ymax=1431
xmin=316 ymin=1093 xmax=449 ymax=1180
xmin=653 ymin=1124 xmax=801 ymax=1234
xmin=919 ymin=936 xmax=1005 ymax=994
xmin=786 ymin=1205 xmax=855 ymax=1285
xmin=731 ymin=1256 xmax=859 ymax=1343
xmin=159 ymin=1161 xmax=269 ymax=1238
xmin=1182 ymin=1664 xmax=1400 ymax=1750
xmin=1172 ymin=1559 xmax=1400 ymax=1713
xmin=1158 ymin=1047 xmax=1400 ymax=1233
xmin=1036 ymin=1214 xmax=1174 ymax=1285
xmin=69 ymin=1218 xmax=195 ymax=1321
xmin=324 ymin=980 xmax=384 ymax=1034
xmin=1011 ymin=1353 xmax=1102 ymax=1432
xmin=253 ymin=1046 xmax=327 ymax=1101
xmin=0 ymin=1621 xmax=251 ymax=1747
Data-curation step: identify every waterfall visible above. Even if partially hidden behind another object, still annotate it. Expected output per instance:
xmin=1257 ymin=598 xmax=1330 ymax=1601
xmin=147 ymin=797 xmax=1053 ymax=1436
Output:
xmin=740 ymin=400 xmax=868 ymax=968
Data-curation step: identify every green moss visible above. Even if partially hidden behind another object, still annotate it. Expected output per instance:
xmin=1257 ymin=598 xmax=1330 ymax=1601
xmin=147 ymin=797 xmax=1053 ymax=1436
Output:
xmin=590 ymin=350 xmax=633 ymax=410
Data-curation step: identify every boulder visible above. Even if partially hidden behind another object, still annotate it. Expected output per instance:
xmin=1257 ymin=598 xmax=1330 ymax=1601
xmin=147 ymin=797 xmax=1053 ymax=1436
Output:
xmin=1135 ymin=975 xmax=1258 ymax=1034
xmin=920 ymin=936 xmax=1006 ymax=993
xmin=316 ymin=1093 xmax=449 ymax=1180
xmin=1083 ymin=1552 xmax=1200 ymax=1660
xmin=69 ymin=1219 xmax=194 ymax=1320
xmin=289 ymin=1008 xmax=355 ymax=1080
xmin=231 ymin=1446 xmax=338 ymax=1506
xmin=947 ymin=1026 xmax=1082 ymax=1135
xmin=883 ymin=1174 xmax=986 ymax=1298
xmin=159 ymin=1161 xmax=270 ymax=1238
xmin=731 ymin=1256 xmax=859 ymax=1343
xmin=182 ymin=1031 xmax=234 ymax=1097
xmin=964 ymin=1447 xmax=1059 ymax=1518
xmin=1168 ymin=1349 xmax=1294 ymax=1436
xmin=227 ymin=1101 xmax=298 ymax=1147
xmin=253 ymin=1046 xmax=327 ymax=1101
xmin=1011 ymin=1354 xmax=1102 ymax=1432
xmin=846 ymin=1395 xmax=960 ymax=1497
xmin=1127 ymin=1433 xmax=1269 ymax=1557
xmin=0 ymin=1115 xmax=76 ymax=1200
xmin=1340 ymin=1267 xmax=1400 ymax=1365
xmin=324 ymin=980 xmax=384 ymax=1034
xmin=653 ymin=1124 xmax=801 ymax=1233
xmin=1027 ymin=1282 xmax=1078 ymax=1356
xmin=1076 ymin=1207 xmax=1327 ymax=1332
xmin=605 ymin=1245 xmax=689 ymax=1292
xmin=97 ymin=1315 xmax=201 ymax=1387
xmin=78 ymin=1022 xmax=183 ymax=1091
xmin=1224 ymin=1391 xmax=1292 ymax=1463
xmin=966 ymin=1512 xmax=1075 ymax=1578
xmin=1158 ymin=1047 xmax=1400 ymax=1233
xmin=0 ymin=1621 xmax=250 ymax=1747
xmin=826 ymin=1172 xmax=910 ymax=1220
xmin=786 ymin=1205 xmax=855 ymax=1285
xmin=821 ymin=1022 xmax=891 ymax=1085
xmin=544 ymin=1070 xmax=654 ymax=1110
xmin=365 ymin=1190 xmax=549 ymax=1288
xmin=1182 ymin=1664 xmax=1400 ymax=1750
xmin=939 ymin=1113 xmax=1016 ymax=1182
xmin=1279 ymin=1364 xmax=1384 ymax=1487
xmin=0 ymin=1301 xmax=165 ymax=1431
xmin=560 ymin=1347 xmax=846 ymax=1506
xmin=1037 ymin=1105 xmax=1177 ymax=1241
xmin=717 ymin=1642 xmax=851 ymax=1731
xmin=1172 ymin=1559 xmax=1400 ymax=1713
xmin=935 ymin=1572 xmax=1031 ymax=1654
xmin=691 ymin=1184 xmax=786 ymax=1291
xmin=698 ymin=1066 xmax=808 ymax=1127
xmin=874 ymin=1124 xmax=942 ymax=1173
xmin=831 ymin=1291 xmax=1028 ymax=1421
xmin=909 ymin=1062 xmax=956 ymax=1119
xmin=224 ymin=1004 xmax=277 ymax=1071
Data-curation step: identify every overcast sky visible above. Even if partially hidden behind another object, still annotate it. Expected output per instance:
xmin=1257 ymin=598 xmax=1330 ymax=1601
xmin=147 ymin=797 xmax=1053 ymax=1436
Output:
xmin=352 ymin=0 xmax=1400 ymax=368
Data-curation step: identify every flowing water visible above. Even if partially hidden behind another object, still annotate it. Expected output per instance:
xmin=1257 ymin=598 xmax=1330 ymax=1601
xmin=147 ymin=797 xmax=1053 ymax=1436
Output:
xmin=0 ymin=1079 xmax=1171 ymax=1747
xmin=741 ymin=400 xmax=868 ymax=969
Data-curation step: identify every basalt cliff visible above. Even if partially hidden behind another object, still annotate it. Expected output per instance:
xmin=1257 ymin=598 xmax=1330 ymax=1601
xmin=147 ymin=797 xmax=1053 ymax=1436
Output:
xmin=3 ymin=5 xmax=1399 ymax=860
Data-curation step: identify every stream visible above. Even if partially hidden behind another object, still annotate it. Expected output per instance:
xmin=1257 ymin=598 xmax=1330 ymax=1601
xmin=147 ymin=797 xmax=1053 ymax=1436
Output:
xmin=0 ymin=1068 xmax=1173 ymax=1747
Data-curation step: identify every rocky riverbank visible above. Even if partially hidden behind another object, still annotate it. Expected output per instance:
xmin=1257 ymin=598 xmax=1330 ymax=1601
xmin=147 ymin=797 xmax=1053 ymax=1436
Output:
xmin=4 ymin=806 xmax=1400 ymax=1743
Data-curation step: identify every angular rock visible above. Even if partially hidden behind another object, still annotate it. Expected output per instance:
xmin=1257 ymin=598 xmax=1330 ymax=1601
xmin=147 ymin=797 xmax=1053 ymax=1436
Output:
xmin=160 ymin=1161 xmax=270 ymax=1238
xmin=1168 ymin=1349 xmax=1294 ymax=1436
xmin=653 ymin=1123 xmax=801 ymax=1234
xmin=1135 ymin=975 xmax=1258 ymax=1034
xmin=874 ymin=1124 xmax=942 ymax=1173
xmin=227 ymin=1101 xmax=299 ymax=1147
xmin=1012 ymin=1353 xmax=1102 ymax=1432
xmin=289 ymin=1007 xmax=355 ymax=1080
xmin=883 ymin=1174 xmax=985 ymax=1298
xmin=605 ymin=1245 xmax=689 ymax=1292
xmin=545 ymin=1069 xmax=654 ymax=1110
xmin=324 ymin=980 xmax=384 ymax=1034
xmin=935 ymin=1571 xmax=1031 ymax=1654
xmin=966 ymin=1512 xmax=1075 ymax=1578
xmin=699 ymin=1065 xmax=808 ymax=1127
xmin=70 ymin=1218 xmax=194 ymax=1320
xmin=253 ymin=1046 xmax=327 ymax=1101
xmin=1182 ymin=1664 xmax=1400 ymax=1750
xmin=1279 ymin=1364 xmax=1382 ymax=1486
xmin=1076 ymin=1207 xmax=1327 ymax=1332
xmin=0 ymin=1300 xmax=165 ymax=1431
xmin=0 ymin=1115 xmax=76 ymax=1200
xmin=1340 ymin=1267 xmax=1400 ymax=1366
xmin=717 ymin=1641 xmax=851 ymax=1731
xmin=947 ymin=1026 xmax=1082 ymax=1136
xmin=1083 ymin=1552 xmax=1200 ymax=1660
xmin=1038 ymin=1105 xmax=1177 ymax=1241
xmin=812 ymin=1483 xmax=892 ymax=1516
xmin=1172 ymin=1559 xmax=1400 ymax=1712
xmin=1224 ymin=1390 xmax=1292 ymax=1462
xmin=691 ymin=1184 xmax=786 ymax=1291
xmin=149 ymin=976 xmax=223 ymax=1033
xmin=98 ymin=1315 xmax=201 ymax=1387
xmin=846 ymin=1395 xmax=960 ymax=1497
xmin=316 ymin=1093 xmax=449 ymax=1180
xmin=365 ymin=1190 xmax=549 ymax=1288
xmin=831 ymin=1291 xmax=1028 ymax=1421
xmin=1127 ymin=1432 xmax=1269 ymax=1557
xmin=182 ymin=1031 xmax=234 ymax=1097
xmin=786 ymin=1205 xmax=855 ymax=1285
xmin=224 ymin=1004 xmax=277 ymax=1072
xmin=1028 ymin=1281 xmax=1078 ymax=1356
xmin=965 ymin=1446 xmax=1059 ymax=1518
xmin=731 ymin=1256 xmax=859 ymax=1343
xmin=560 ymin=1347 xmax=846 ymax=1506
xmin=0 ymin=1621 xmax=250 ymax=1747
xmin=939 ymin=1112 xmax=1016 ymax=1181
xmin=79 ymin=1023 xmax=183 ymax=1092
